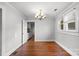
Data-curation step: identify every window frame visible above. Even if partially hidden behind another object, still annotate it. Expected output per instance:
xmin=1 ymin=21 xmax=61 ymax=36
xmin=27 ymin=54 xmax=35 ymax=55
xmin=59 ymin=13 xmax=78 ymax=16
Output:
xmin=63 ymin=8 xmax=79 ymax=32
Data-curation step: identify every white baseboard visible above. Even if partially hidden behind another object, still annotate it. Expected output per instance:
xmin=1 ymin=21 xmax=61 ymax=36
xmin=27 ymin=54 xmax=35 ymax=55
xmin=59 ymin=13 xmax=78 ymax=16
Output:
xmin=55 ymin=40 xmax=78 ymax=56
xmin=5 ymin=43 xmax=22 ymax=56
xmin=5 ymin=39 xmax=78 ymax=56
xmin=35 ymin=40 xmax=54 ymax=42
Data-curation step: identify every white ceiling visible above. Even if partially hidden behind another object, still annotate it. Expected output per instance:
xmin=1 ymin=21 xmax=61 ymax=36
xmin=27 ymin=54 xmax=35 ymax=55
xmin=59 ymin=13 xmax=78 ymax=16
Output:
xmin=9 ymin=2 xmax=73 ymax=20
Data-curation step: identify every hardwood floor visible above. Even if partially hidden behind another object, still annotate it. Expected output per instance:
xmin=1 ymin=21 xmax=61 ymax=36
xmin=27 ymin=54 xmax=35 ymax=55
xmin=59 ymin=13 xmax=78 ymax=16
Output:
xmin=10 ymin=38 xmax=71 ymax=56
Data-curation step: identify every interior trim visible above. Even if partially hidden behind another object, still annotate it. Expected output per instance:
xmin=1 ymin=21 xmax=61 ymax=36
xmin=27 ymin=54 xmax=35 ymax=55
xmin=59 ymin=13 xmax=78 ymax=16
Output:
xmin=55 ymin=40 xmax=78 ymax=56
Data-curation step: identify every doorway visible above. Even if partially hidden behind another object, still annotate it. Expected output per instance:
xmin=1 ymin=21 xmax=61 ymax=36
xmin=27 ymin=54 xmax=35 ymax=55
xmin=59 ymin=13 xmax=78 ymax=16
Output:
xmin=0 ymin=8 xmax=2 ymax=56
xmin=27 ymin=22 xmax=35 ymax=41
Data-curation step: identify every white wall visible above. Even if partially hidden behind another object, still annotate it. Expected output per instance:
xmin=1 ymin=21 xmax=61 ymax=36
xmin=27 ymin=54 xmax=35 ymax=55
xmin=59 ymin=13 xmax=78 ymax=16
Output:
xmin=24 ymin=17 xmax=55 ymax=42
xmin=35 ymin=18 xmax=55 ymax=41
xmin=0 ymin=3 xmax=27 ymax=56
xmin=55 ymin=3 xmax=79 ymax=55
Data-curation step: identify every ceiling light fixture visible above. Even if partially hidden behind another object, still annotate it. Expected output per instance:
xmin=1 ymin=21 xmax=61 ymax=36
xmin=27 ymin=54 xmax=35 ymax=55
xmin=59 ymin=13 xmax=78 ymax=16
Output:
xmin=35 ymin=9 xmax=46 ymax=20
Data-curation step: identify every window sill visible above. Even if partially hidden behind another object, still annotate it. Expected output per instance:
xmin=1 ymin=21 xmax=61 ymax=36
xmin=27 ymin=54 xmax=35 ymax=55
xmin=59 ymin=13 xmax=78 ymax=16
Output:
xmin=58 ymin=30 xmax=79 ymax=37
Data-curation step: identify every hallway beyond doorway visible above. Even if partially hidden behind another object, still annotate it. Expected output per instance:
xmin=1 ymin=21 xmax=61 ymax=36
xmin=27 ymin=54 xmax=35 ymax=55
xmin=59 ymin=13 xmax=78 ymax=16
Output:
xmin=27 ymin=22 xmax=35 ymax=41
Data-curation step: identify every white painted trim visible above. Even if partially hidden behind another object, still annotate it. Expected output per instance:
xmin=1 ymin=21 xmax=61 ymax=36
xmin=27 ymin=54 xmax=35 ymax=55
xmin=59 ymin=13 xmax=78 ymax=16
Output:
xmin=56 ymin=2 xmax=77 ymax=18
xmin=57 ymin=31 xmax=79 ymax=37
xmin=0 ymin=5 xmax=6 ymax=56
xmin=63 ymin=8 xmax=79 ymax=32
xmin=55 ymin=40 xmax=78 ymax=56
xmin=34 ymin=39 xmax=78 ymax=56
xmin=5 ymin=43 xmax=22 ymax=56
xmin=35 ymin=40 xmax=54 ymax=42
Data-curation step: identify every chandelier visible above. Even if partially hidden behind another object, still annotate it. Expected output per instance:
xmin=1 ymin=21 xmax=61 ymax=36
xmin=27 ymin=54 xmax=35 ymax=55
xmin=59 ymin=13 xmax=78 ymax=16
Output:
xmin=35 ymin=9 xmax=46 ymax=20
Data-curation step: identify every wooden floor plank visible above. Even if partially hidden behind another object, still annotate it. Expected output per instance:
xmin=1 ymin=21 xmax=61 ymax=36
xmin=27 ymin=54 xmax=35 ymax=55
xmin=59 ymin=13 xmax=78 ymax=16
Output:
xmin=10 ymin=38 xmax=71 ymax=56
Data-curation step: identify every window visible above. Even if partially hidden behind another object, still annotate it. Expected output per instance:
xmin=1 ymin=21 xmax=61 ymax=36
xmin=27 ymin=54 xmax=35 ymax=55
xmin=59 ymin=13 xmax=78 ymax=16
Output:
xmin=62 ymin=8 xmax=78 ymax=32
xmin=58 ymin=17 xmax=64 ymax=31
xmin=68 ymin=22 xmax=75 ymax=30
xmin=58 ymin=8 xmax=78 ymax=32
xmin=60 ymin=20 xmax=64 ymax=30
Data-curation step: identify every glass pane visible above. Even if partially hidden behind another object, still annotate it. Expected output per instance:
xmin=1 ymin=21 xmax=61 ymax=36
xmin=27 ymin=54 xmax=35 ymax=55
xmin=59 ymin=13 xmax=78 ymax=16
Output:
xmin=68 ymin=22 xmax=75 ymax=30
xmin=60 ymin=20 xmax=63 ymax=30
xmin=61 ymin=24 xmax=63 ymax=30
